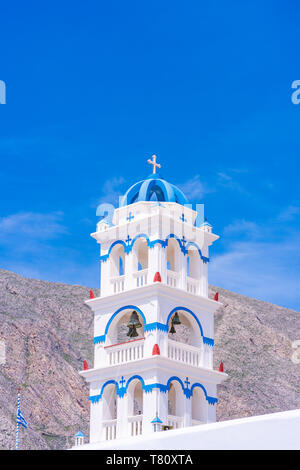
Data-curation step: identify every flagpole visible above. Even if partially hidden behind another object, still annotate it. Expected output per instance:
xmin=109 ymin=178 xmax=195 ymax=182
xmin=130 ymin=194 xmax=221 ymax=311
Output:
xmin=16 ymin=387 xmax=21 ymax=450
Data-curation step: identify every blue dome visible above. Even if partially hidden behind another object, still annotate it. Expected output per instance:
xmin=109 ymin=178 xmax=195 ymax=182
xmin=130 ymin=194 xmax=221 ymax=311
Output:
xmin=120 ymin=173 xmax=189 ymax=207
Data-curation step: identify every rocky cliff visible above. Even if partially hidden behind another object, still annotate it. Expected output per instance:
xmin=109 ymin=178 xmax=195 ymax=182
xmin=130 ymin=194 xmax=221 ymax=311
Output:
xmin=0 ymin=268 xmax=299 ymax=449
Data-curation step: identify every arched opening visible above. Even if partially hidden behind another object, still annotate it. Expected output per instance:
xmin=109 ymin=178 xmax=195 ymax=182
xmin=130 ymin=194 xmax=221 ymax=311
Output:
xmin=192 ymin=386 xmax=207 ymax=424
xmin=167 ymin=309 xmax=203 ymax=367
xmin=167 ymin=310 xmax=202 ymax=348
xmin=132 ymin=238 xmax=149 ymax=288
xmin=187 ymin=247 xmax=201 ymax=280
xmin=110 ymin=243 xmax=125 ymax=278
xmin=167 ymin=381 xmax=184 ymax=429
xmin=102 ymin=383 xmax=117 ymax=440
xmin=133 ymin=238 xmax=148 ymax=271
xmin=127 ymin=379 xmax=143 ymax=436
xmin=106 ymin=308 xmax=145 ymax=346
xmin=166 ymin=238 xmax=181 ymax=288
xmin=166 ymin=238 xmax=180 ymax=272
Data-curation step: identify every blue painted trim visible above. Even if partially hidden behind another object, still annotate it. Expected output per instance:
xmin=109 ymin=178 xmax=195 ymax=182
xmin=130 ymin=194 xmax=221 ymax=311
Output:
xmin=190 ymin=383 xmax=218 ymax=404
xmin=144 ymin=322 xmax=168 ymax=333
xmin=101 ymin=233 xmax=210 ymax=262
xmin=203 ymin=336 xmax=214 ymax=346
xmin=166 ymin=307 xmax=214 ymax=346
xmin=207 ymin=396 xmax=218 ymax=405
xmin=165 ymin=233 xmax=187 ymax=254
xmin=93 ymin=305 xmax=146 ymax=344
xmin=166 ymin=376 xmax=186 ymax=393
xmin=94 ymin=335 xmax=105 ymax=344
xmin=104 ymin=305 xmax=146 ymax=336
xmin=89 ymin=375 xmax=217 ymax=405
xmin=185 ymin=241 xmax=209 ymax=264
xmin=144 ymin=383 xmax=168 ymax=393
xmin=94 ymin=308 xmax=213 ymax=345
xmin=166 ymin=307 xmax=204 ymax=337
xmin=89 ymin=394 xmax=101 ymax=404
xmin=100 ymin=380 xmax=120 ymax=398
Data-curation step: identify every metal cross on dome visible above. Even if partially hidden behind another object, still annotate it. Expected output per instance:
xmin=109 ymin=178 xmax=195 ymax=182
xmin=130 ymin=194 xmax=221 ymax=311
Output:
xmin=147 ymin=154 xmax=161 ymax=174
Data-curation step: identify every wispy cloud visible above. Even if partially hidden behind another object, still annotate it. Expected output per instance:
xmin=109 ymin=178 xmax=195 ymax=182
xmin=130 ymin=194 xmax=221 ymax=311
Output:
xmin=211 ymin=208 xmax=300 ymax=310
xmin=177 ymin=175 xmax=210 ymax=201
xmin=95 ymin=176 xmax=127 ymax=208
xmin=0 ymin=211 xmax=99 ymax=287
xmin=217 ymin=171 xmax=250 ymax=195
xmin=210 ymin=237 xmax=300 ymax=309
xmin=276 ymin=205 xmax=300 ymax=222
xmin=0 ymin=212 xmax=67 ymax=242
xmin=223 ymin=219 xmax=260 ymax=238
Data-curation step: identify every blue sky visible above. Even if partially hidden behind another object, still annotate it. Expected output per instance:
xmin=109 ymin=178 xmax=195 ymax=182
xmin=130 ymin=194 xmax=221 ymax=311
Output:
xmin=0 ymin=1 xmax=300 ymax=310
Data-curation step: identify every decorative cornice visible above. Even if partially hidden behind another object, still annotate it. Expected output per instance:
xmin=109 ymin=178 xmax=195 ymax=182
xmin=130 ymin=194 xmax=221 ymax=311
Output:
xmin=144 ymin=322 xmax=168 ymax=333
xmin=99 ymin=233 xmax=209 ymax=263
xmin=89 ymin=374 xmax=218 ymax=405
xmin=94 ymin=335 xmax=105 ymax=344
xmin=203 ymin=337 xmax=214 ymax=346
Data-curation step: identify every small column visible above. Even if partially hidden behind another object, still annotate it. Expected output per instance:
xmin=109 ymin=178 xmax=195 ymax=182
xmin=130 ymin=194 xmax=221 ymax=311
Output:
xmin=100 ymin=258 xmax=111 ymax=296
xmin=94 ymin=343 xmax=106 ymax=369
xmin=183 ymin=395 xmax=192 ymax=427
xmin=149 ymin=243 xmax=167 ymax=284
xmin=207 ymin=401 xmax=216 ymax=423
xmin=117 ymin=394 xmax=128 ymax=439
xmin=124 ymin=250 xmax=134 ymax=291
xmin=203 ymin=343 xmax=213 ymax=369
xmin=179 ymin=251 xmax=187 ymax=291
xmin=89 ymin=399 xmax=103 ymax=443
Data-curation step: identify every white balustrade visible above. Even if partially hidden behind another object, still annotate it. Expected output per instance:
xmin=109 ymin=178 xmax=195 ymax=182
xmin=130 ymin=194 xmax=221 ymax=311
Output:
xmin=167 ymin=270 xmax=179 ymax=288
xmin=105 ymin=338 xmax=145 ymax=366
xmin=110 ymin=275 xmax=125 ymax=294
xmin=133 ymin=269 xmax=148 ymax=288
xmin=103 ymin=419 xmax=117 ymax=440
xmin=128 ymin=415 xmax=143 ymax=436
xmin=167 ymin=415 xmax=183 ymax=429
xmin=168 ymin=339 xmax=202 ymax=367
xmin=186 ymin=277 xmax=200 ymax=295
xmin=105 ymin=270 xmax=204 ymax=297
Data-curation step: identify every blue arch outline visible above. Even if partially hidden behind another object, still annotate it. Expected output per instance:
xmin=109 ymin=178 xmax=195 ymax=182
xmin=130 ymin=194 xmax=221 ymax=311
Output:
xmin=186 ymin=241 xmax=209 ymax=264
xmin=125 ymin=375 xmax=145 ymax=392
xmin=165 ymin=234 xmax=186 ymax=253
xmin=104 ymin=305 xmax=146 ymax=336
xmin=166 ymin=306 xmax=204 ymax=338
xmin=100 ymin=379 xmax=119 ymax=398
xmin=101 ymin=233 xmax=209 ymax=261
xmin=129 ymin=233 xmax=151 ymax=252
xmin=108 ymin=240 xmax=126 ymax=256
xmin=190 ymin=382 xmax=208 ymax=398
xmin=89 ymin=374 xmax=218 ymax=404
xmin=166 ymin=376 xmax=185 ymax=393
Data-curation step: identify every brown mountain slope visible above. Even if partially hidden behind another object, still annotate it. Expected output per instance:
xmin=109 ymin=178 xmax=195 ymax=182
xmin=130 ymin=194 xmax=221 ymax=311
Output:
xmin=0 ymin=268 xmax=299 ymax=449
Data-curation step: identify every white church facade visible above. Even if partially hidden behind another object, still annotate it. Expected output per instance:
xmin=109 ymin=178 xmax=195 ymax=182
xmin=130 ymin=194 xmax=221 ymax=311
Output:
xmin=79 ymin=156 xmax=227 ymax=445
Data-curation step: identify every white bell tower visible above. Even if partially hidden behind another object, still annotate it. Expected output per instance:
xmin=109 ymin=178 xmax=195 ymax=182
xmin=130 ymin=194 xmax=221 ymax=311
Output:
xmin=80 ymin=157 xmax=227 ymax=445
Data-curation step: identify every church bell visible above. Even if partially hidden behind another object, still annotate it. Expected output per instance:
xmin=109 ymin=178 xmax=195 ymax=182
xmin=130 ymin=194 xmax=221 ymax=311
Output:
xmin=169 ymin=311 xmax=181 ymax=334
xmin=127 ymin=324 xmax=139 ymax=338
xmin=127 ymin=311 xmax=142 ymax=337
xmin=172 ymin=312 xmax=181 ymax=325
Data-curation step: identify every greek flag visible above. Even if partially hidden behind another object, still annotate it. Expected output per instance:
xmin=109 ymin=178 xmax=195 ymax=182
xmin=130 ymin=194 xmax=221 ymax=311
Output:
xmin=17 ymin=409 xmax=28 ymax=429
